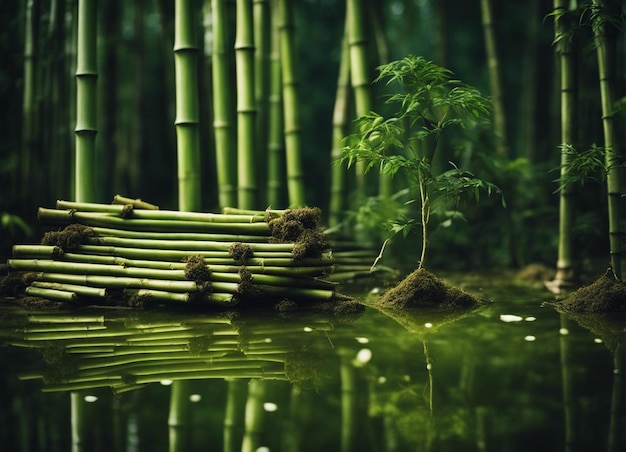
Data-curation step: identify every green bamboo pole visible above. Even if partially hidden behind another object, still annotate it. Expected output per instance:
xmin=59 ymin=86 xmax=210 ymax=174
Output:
xmin=21 ymin=0 xmax=38 ymax=206
xmin=31 ymin=280 xmax=107 ymax=298
xmin=328 ymin=30 xmax=351 ymax=228
xmin=346 ymin=0 xmax=373 ymax=193
xmin=480 ymin=0 xmax=508 ymax=157
xmin=175 ymin=0 xmax=202 ymax=212
xmin=25 ymin=285 xmax=78 ymax=302
xmin=550 ymin=0 xmax=579 ymax=292
xmin=592 ymin=0 xmax=623 ymax=279
xmin=59 ymin=252 xmax=332 ymax=276
xmin=236 ymin=0 xmax=258 ymax=209
xmin=277 ymin=0 xmax=305 ymax=207
xmin=267 ymin=1 xmax=285 ymax=207
xmin=38 ymin=208 xmax=271 ymax=234
xmin=339 ymin=348 xmax=358 ymax=452
xmin=71 ymin=391 xmax=88 ymax=451
xmin=241 ymin=379 xmax=267 ymax=452
xmin=75 ymin=0 xmax=98 ymax=202
xmin=212 ymin=0 xmax=237 ymax=209
xmin=54 ymin=201 xmax=269 ymax=222
xmin=254 ymin=0 xmax=271 ymax=207
xmin=91 ymin=226 xmax=266 ymax=243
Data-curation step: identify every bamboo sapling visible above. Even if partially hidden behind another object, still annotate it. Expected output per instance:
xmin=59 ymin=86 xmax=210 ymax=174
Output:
xmin=341 ymin=55 xmax=503 ymax=269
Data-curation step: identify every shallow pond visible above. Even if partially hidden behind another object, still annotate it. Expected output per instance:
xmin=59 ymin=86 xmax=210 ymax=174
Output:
xmin=0 ymin=271 xmax=624 ymax=452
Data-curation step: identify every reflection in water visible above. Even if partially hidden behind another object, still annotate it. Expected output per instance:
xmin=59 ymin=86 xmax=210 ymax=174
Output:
xmin=0 ymin=287 xmax=624 ymax=451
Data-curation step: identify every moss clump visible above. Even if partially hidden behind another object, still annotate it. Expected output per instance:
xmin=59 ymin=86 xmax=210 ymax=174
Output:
xmin=285 ymin=351 xmax=330 ymax=389
xmin=41 ymin=224 xmax=98 ymax=251
xmin=229 ymin=242 xmax=254 ymax=261
xmin=558 ymin=268 xmax=626 ymax=313
xmin=268 ymin=208 xmax=329 ymax=259
xmin=187 ymin=335 xmax=212 ymax=355
xmin=374 ymin=268 xmax=482 ymax=310
xmin=0 ymin=272 xmax=33 ymax=296
xmin=184 ymin=255 xmax=211 ymax=283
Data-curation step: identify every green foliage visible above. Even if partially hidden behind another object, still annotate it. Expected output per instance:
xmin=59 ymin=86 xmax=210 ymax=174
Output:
xmin=341 ymin=55 xmax=502 ymax=267
xmin=554 ymin=143 xmax=608 ymax=191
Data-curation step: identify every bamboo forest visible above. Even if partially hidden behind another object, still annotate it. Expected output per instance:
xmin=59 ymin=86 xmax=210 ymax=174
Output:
xmin=1 ymin=0 xmax=626 ymax=451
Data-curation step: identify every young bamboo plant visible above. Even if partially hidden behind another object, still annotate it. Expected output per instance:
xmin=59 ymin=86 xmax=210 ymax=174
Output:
xmin=341 ymin=55 xmax=503 ymax=269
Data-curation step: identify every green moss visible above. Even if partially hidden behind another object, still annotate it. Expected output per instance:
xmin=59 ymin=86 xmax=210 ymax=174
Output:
xmin=41 ymin=224 xmax=98 ymax=251
xmin=374 ymin=268 xmax=483 ymax=310
xmin=558 ymin=268 xmax=626 ymax=313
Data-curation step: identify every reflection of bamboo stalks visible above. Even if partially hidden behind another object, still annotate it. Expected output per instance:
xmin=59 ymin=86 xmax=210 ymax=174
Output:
xmin=559 ymin=314 xmax=576 ymax=452
xmin=242 ymin=379 xmax=267 ymax=452
xmin=224 ymin=379 xmax=248 ymax=452
xmin=169 ymin=380 xmax=191 ymax=452
xmin=608 ymin=343 xmax=622 ymax=452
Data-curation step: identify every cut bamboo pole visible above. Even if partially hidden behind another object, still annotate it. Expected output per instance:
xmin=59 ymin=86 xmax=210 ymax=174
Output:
xmin=38 ymin=208 xmax=272 ymax=234
xmin=25 ymin=286 xmax=77 ymax=302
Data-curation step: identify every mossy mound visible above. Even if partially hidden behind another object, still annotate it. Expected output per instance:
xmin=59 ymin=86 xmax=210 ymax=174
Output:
xmin=557 ymin=268 xmax=626 ymax=313
xmin=41 ymin=224 xmax=98 ymax=250
xmin=268 ymin=207 xmax=330 ymax=259
xmin=374 ymin=268 xmax=483 ymax=310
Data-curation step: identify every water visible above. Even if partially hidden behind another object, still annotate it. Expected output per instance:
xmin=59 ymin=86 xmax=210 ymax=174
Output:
xmin=0 ymin=272 xmax=624 ymax=452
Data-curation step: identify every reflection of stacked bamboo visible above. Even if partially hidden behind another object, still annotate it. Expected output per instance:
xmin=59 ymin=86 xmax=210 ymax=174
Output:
xmin=5 ymin=310 xmax=335 ymax=393
xmin=7 ymin=198 xmax=339 ymax=307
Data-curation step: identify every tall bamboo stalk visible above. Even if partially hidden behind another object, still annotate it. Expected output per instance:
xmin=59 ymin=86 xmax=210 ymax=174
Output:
xmin=236 ymin=0 xmax=258 ymax=209
xmin=480 ymin=0 xmax=508 ymax=157
xmin=346 ymin=0 xmax=373 ymax=193
xmin=254 ymin=0 xmax=271 ymax=207
xmin=551 ymin=0 xmax=579 ymax=292
xmin=75 ymin=0 xmax=98 ymax=202
xmin=212 ymin=0 xmax=237 ymax=209
xmin=592 ymin=0 xmax=623 ymax=279
xmin=277 ymin=0 xmax=305 ymax=207
xmin=266 ymin=1 xmax=285 ymax=207
xmin=21 ymin=0 xmax=39 ymax=206
xmin=328 ymin=31 xmax=351 ymax=229
xmin=175 ymin=0 xmax=202 ymax=212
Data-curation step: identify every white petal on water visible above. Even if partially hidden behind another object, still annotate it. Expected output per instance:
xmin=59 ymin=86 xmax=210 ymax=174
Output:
xmin=559 ymin=328 xmax=569 ymax=335
xmin=500 ymin=314 xmax=524 ymax=323
xmin=263 ymin=402 xmax=278 ymax=412
xmin=525 ymin=316 xmax=536 ymax=322
xmin=356 ymin=348 xmax=372 ymax=364
xmin=594 ymin=338 xmax=603 ymax=344
xmin=524 ymin=335 xmax=536 ymax=342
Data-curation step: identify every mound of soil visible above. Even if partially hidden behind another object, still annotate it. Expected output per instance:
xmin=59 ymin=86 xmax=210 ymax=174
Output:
xmin=558 ymin=268 xmax=626 ymax=313
xmin=374 ymin=268 xmax=483 ymax=310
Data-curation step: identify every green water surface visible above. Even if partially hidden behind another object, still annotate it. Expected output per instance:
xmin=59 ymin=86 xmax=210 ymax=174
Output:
xmin=0 ymin=272 xmax=624 ymax=452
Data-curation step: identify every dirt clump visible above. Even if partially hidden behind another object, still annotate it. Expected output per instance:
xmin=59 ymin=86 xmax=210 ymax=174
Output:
xmin=268 ymin=207 xmax=330 ymax=259
xmin=41 ymin=224 xmax=98 ymax=251
xmin=557 ymin=268 xmax=626 ymax=313
xmin=374 ymin=268 xmax=483 ymax=310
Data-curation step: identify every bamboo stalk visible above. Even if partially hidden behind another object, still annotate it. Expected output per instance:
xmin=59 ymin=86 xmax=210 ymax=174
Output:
xmin=30 ymin=281 xmax=107 ymax=298
xmin=236 ymin=0 xmax=258 ymax=209
xmin=277 ymin=0 xmax=305 ymax=207
xmin=174 ymin=0 xmax=202 ymax=212
xmin=212 ymin=0 xmax=237 ymax=209
xmin=75 ymin=245 xmax=295 ymax=261
xmin=12 ymin=245 xmax=64 ymax=259
xmin=111 ymin=194 xmax=159 ymax=209
xmin=267 ymin=0 xmax=285 ymax=207
xmin=38 ymin=208 xmax=272 ymax=234
xmin=25 ymin=286 xmax=77 ymax=302
xmin=89 ymin=236 xmax=294 ymax=252
xmin=91 ymin=226 xmax=268 ymax=243
xmin=74 ymin=0 xmax=98 ymax=202
xmin=54 ymin=201 xmax=269 ymax=223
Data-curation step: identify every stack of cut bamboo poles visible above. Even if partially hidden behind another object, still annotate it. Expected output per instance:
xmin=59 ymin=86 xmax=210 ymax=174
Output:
xmin=2 ymin=309 xmax=336 ymax=392
xmin=6 ymin=196 xmax=339 ymax=308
